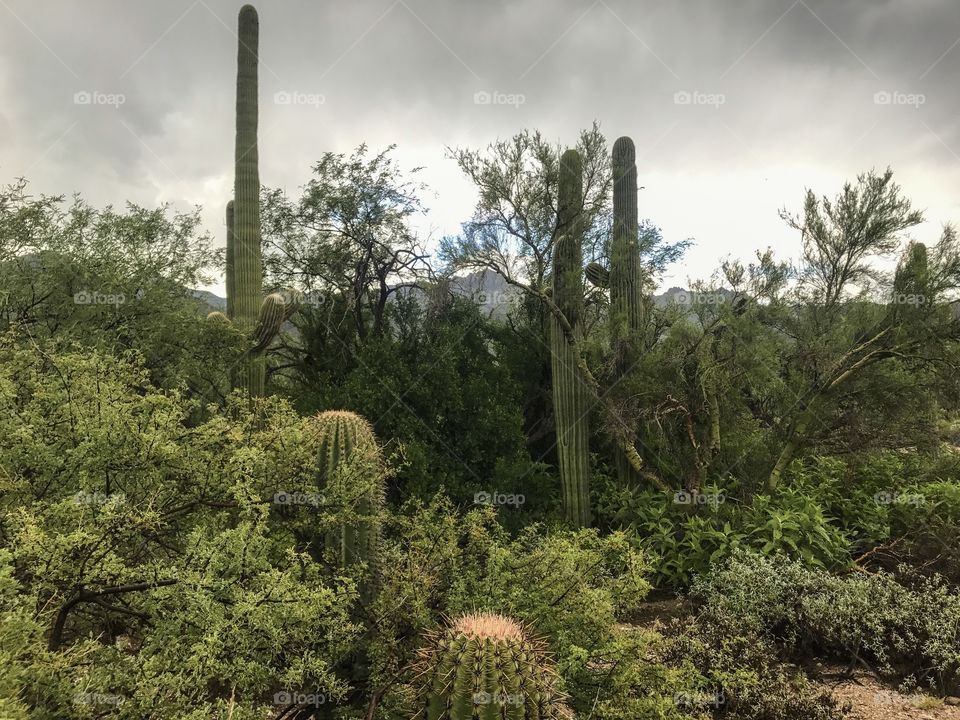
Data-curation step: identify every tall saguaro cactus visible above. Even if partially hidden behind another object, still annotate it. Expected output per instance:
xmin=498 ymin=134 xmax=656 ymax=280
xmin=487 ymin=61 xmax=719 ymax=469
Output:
xmin=610 ymin=137 xmax=644 ymax=344
xmin=550 ymin=149 xmax=591 ymax=527
xmin=233 ymin=4 xmax=266 ymax=393
xmin=209 ymin=5 xmax=298 ymax=396
xmin=610 ymin=136 xmax=645 ymax=485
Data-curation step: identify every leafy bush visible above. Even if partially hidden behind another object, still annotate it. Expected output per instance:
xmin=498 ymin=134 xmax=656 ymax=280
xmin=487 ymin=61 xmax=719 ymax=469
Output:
xmin=370 ymin=495 xmax=675 ymax=718
xmin=0 ymin=342 xmax=365 ymax=718
xmin=600 ymin=479 xmax=850 ymax=587
xmin=887 ymin=479 xmax=960 ymax=581
xmin=691 ymin=550 xmax=960 ymax=694
xmin=658 ymin=619 xmax=848 ymax=720
xmin=786 ymin=453 xmax=960 ymax=580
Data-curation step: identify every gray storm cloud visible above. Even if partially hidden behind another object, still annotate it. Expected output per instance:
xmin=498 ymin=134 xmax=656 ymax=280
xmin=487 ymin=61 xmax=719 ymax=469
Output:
xmin=2 ymin=0 xmax=959 ymax=292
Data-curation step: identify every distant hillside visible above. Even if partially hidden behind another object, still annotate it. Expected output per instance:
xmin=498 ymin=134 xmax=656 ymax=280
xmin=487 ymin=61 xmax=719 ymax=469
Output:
xmin=193 ymin=272 xmax=712 ymax=319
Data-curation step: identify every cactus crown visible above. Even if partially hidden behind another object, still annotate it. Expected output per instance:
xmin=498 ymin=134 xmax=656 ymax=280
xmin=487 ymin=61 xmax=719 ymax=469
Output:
xmin=450 ymin=612 xmax=523 ymax=641
xmin=414 ymin=612 xmax=570 ymax=720
xmin=304 ymin=410 xmax=381 ymax=479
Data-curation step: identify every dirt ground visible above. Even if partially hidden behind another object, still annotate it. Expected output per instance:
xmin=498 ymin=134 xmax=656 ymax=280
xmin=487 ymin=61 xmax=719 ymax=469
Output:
xmin=813 ymin=666 xmax=960 ymax=720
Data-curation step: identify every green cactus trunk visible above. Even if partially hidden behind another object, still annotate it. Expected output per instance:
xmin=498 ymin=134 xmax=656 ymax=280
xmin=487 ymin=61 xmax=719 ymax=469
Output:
xmin=414 ymin=613 xmax=570 ymax=720
xmin=304 ymin=410 xmax=384 ymax=596
xmin=610 ymin=136 xmax=645 ymax=486
xmin=232 ymin=4 xmax=265 ymax=396
xmin=550 ymin=149 xmax=591 ymax=527
xmin=610 ymin=136 xmax=644 ymax=342
xmin=225 ymin=200 xmax=236 ymax=319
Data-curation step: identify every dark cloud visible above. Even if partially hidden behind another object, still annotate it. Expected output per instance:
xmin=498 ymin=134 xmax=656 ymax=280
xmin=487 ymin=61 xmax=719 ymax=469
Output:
xmin=3 ymin=0 xmax=959 ymax=289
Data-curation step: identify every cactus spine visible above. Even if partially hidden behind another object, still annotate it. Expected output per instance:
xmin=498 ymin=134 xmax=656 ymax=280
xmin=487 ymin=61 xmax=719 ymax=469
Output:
xmin=413 ymin=612 xmax=570 ymax=720
xmin=610 ymin=137 xmax=645 ymax=486
xmin=550 ymin=149 xmax=591 ymax=527
xmin=210 ymin=6 xmax=298 ymax=396
xmin=303 ymin=411 xmax=384 ymax=582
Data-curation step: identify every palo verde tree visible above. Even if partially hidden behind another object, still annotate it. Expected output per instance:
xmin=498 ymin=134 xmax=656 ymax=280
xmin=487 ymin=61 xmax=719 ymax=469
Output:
xmin=765 ymin=169 xmax=960 ymax=488
xmin=260 ymin=144 xmax=432 ymax=349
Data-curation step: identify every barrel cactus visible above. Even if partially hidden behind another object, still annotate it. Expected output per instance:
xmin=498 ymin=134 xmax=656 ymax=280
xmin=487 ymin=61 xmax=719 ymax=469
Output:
xmin=302 ymin=411 xmax=384 ymax=575
xmin=208 ymin=4 xmax=299 ymax=396
xmin=550 ymin=149 xmax=591 ymax=527
xmin=413 ymin=612 xmax=571 ymax=720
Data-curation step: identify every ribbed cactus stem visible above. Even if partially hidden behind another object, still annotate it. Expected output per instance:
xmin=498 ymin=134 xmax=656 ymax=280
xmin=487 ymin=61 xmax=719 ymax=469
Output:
xmin=610 ymin=137 xmax=645 ymax=487
xmin=585 ymin=261 xmax=609 ymax=288
xmin=414 ymin=613 xmax=570 ymax=720
xmin=250 ymin=293 xmax=287 ymax=352
xmin=610 ymin=136 xmax=643 ymax=342
xmin=225 ymin=200 xmax=236 ymax=319
xmin=550 ymin=149 xmax=591 ymax=527
xmin=233 ymin=4 xmax=264 ymax=395
xmin=303 ymin=411 xmax=384 ymax=593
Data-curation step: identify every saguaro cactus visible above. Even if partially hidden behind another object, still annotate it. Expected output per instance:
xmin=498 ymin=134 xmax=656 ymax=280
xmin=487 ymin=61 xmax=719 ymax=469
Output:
xmin=302 ymin=411 xmax=384 ymax=577
xmin=233 ymin=3 xmax=266 ymax=393
xmin=413 ymin=612 xmax=570 ymax=720
xmin=610 ymin=137 xmax=644 ymax=344
xmin=209 ymin=5 xmax=298 ymax=396
xmin=550 ymin=149 xmax=591 ymax=527
xmin=610 ymin=136 xmax=645 ymax=486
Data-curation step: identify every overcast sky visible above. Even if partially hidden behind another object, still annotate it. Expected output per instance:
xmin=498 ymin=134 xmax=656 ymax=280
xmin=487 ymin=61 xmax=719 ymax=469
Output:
xmin=3 ymin=0 xmax=959 ymax=294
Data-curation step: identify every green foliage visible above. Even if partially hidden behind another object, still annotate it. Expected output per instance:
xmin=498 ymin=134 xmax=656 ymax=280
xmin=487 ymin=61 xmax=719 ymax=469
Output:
xmin=280 ymin=295 xmax=539 ymax=510
xmin=658 ymin=618 xmax=848 ymax=720
xmin=600 ymin=478 xmax=850 ymax=587
xmin=369 ymin=495 xmax=654 ymax=717
xmin=691 ymin=550 xmax=960 ymax=694
xmin=0 ymin=180 xmax=232 ymax=398
xmin=783 ymin=452 xmax=960 ymax=580
xmin=0 ymin=341 xmax=361 ymax=717
xmin=889 ymin=479 xmax=960 ymax=580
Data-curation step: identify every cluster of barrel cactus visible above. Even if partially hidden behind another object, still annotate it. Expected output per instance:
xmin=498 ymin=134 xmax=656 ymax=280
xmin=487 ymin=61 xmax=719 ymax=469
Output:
xmin=207 ymin=4 xmax=299 ymax=397
xmin=413 ymin=612 xmax=570 ymax=720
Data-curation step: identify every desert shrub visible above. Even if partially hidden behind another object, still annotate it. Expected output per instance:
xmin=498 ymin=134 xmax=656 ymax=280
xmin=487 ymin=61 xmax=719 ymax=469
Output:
xmin=659 ymin=619 xmax=848 ymax=720
xmin=691 ymin=550 xmax=960 ymax=694
xmin=886 ymin=479 xmax=960 ymax=581
xmin=786 ymin=453 xmax=960 ymax=580
xmin=369 ymin=495 xmax=696 ymax=718
xmin=0 ymin=342 xmax=365 ymax=718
